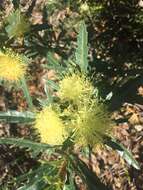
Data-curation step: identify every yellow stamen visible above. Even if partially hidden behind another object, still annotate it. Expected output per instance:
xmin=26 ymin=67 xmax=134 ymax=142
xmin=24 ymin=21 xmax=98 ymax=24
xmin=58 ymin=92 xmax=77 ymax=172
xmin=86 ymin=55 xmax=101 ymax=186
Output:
xmin=0 ymin=50 xmax=27 ymax=81
xmin=59 ymin=73 xmax=93 ymax=104
xmin=34 ymin=107 xmax=67 ymax=145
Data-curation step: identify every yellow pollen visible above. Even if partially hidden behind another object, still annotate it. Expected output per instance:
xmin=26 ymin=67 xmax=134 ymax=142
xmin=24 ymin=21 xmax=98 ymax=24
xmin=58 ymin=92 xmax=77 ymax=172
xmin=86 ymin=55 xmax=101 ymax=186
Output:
xmin=0 ymin=51 xmax=26 ymax=81
xmin=74 ymin=101 xmax=112 ymax=147
xmin=34 ymin=107 xmax=67 ymax=145
xmin=59 ymin=73 xmax=93 ymax=104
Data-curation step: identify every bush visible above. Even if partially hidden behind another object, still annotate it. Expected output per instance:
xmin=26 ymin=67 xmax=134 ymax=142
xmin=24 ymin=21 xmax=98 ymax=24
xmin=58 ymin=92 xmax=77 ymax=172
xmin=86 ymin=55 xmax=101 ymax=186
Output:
xmin=0 ymin=20 xmax=140 ymax=189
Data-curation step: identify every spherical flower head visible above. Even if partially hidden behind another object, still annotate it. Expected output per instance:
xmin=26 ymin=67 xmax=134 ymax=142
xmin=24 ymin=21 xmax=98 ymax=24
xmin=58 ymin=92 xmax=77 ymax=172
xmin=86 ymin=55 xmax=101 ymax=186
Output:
xmin=0 ymin=49 xmax=27 ymax=82
xmin=5 ymin=9 xmax=30 ymax=38
xmin=80 ymin=2 xmax=90 ymax=13
xmin=34 ymin=107 xmax=67 ymax=145
xmin=59 ymin=73 xmax=94 ymax=104
xmin=75 ymin=101 xmax=112 ymax=147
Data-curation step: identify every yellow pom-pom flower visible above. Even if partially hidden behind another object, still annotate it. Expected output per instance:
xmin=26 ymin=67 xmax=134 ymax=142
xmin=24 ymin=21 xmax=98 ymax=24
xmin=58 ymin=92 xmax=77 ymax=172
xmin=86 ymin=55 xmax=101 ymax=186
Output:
xmin=59 ymin=73 xmax=93 ymax=104
xmin=0 ymin=49 xmax=27 ymax=81
xmin=5 ymin=9 xmax=30 ymax=38
xmin=74 ymin=101 xmax=112 ymax=147
xmin=58 ymin=72 xmax=113 ymax=148
xmin=34 ymin=107 xmax=67 ymax=145
xmin=80 ymin=2 xmax=90 ymax=13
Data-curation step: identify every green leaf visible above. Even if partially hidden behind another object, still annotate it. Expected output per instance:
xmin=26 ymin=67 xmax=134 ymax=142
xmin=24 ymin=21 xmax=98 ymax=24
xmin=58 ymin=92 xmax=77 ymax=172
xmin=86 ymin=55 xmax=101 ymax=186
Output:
xmin=75 ymin=21 xmax=88 ymax=74
xmin=18 ymin=179 xmax=47 ymax=190
xmin=0 ymin=138 xmax=56 ymax=152
xmin=17 ymin=163 xmax=57 ymax=182
xmin=17 ymin=162 xmax=61 ymax=190
xmin=0 ymin=110 xmax=35 ymax=123
xmin=63 ymin=170 xmax=76 ymax=190
xmin=74 ymin=155 xmax=109 ymax=190
xmin=20 ymin=77 xmax=34 ymax=110
xmin=44 ymin=82 xmax=53 ymax=102
xmin=63 ymin=184 xmax=76 ymax=190
xmin=81 ymin=146 xmax=90 ymax=159
xmin=47 ymin=52 xmax=60 ymax=66
xmin=45 ymin=52 xmax=65 ymax=73
xmin=37 ymin=80 xmax=54 ymax=107
xmin=105 ymin=137 xmax=140 ymax=170
xmin=17 ymin=164 xmax=56 ymax=190
xmin=46 ymin=80 xmax=59 ymax=91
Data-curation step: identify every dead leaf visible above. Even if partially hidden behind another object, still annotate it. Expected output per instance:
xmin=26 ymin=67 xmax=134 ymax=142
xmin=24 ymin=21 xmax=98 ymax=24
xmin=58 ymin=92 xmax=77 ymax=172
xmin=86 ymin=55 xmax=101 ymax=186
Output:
xmin=128 ymin=113 xmax=140 ymax=125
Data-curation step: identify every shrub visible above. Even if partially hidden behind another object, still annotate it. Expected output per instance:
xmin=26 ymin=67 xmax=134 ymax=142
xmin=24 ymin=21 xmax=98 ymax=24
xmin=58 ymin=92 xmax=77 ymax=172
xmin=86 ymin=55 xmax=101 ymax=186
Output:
xmin=0 ymin=21 xmax=140 ymax=189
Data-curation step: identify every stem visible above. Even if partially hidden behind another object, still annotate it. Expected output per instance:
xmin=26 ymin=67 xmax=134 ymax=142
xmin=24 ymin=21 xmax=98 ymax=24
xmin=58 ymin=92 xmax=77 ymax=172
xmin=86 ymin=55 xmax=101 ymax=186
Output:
xmin=20 ymin=77 xmax=33 ymax=110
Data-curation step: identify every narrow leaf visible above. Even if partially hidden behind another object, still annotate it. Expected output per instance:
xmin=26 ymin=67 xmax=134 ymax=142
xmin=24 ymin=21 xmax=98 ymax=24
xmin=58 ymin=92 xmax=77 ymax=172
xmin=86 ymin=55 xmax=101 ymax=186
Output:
xmin=0 ymin=138 xmax=56 ymax=151
xmin=47 ymin=52 xmax=60 ymax=66
xmin=45 ymin=52 xmax=65 ymax=72
xmin=46 ymin=80 xmax=59 ymax=91
xmin=17 ymin=164 xmax=55 ymax=182
xmin=0 ymin=111 xmax=35 ymax=123
xmin=105 ymin=137 xmax=140 ymax=170
xmin=75 ymin=21 xmax=88 ymax=73
xmin=20 ymin=77 xmax=34 ymax=110
xmin=18 ymin=180 xmax=46 ymax=190
xmin=74 ymin=155 xmax=109 ymax=190
xmin=63 ymin=184 xmax=76 ymax=190
xmin=17 ymin=163 xmax=59 ymax=190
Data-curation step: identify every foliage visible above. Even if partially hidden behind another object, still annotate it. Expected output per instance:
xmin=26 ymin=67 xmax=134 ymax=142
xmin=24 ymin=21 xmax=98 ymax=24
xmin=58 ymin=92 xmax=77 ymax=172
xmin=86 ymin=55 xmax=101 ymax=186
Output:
xmin=75 ymin=21 xmax=88 ymax=73
xmin=0 ymin=15 xmax=140 ymax=189
xmin=43 ymin=0 xmax=143 ymax=91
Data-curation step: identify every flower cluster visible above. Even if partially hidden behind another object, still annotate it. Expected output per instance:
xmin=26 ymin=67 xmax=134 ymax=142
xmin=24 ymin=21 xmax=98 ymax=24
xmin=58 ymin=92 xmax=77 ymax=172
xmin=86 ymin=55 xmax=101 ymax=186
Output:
xmin=0 ymin=47 xmax=112 ymax=147
xmin=59 ymin=73 xmax=112 ymax=146
xmin=34 ymin=72 xmax=112 ymax=147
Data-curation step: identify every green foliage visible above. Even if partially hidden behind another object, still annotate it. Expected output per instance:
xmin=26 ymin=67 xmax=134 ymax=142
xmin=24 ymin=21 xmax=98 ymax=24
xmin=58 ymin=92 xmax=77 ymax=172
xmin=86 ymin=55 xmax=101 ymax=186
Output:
xmin=0 ymin=1 xmax=141 ymax=188
xmin=0 ymin=137 xmax=58 ymax=159
xmin=42 ymin=0 xmax=143 ymax=88
xmin=46 ymin=0 xmax=62 ymax=15
xmin=105 ymin=137 xmax=140 ymax=170
xmin=75 ymin=21 xmax=88 ymax=74
xmin=16 ymin=162 xmax=62 ymax=190
xmin=0 ymin=138 xmax=53 ymax=151
xmin=0 ymin=110 xmax=35 ymax=123
xmin=20 ymin=77 xmax=34 ymax=110
xmin=45 ymin=52 xmax=66 ymax=75
xmin=0 ymin=22 xmax=140 ymax=190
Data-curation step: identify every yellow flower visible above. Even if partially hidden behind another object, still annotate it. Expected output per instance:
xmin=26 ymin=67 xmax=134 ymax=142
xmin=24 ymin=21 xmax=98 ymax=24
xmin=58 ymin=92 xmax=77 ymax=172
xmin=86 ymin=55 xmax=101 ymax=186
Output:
xmin=59 ymin=73 xmax=93 ymax=104
xmin=34 ymin=107 xmax=67 ymax=145
xmin=0 ymin=49 xmax=27 ymax=81
xmin=75 ymin=101 xmax=112 ymax=147
xmin=5 ymin=9 xmax=30 ymax=38
xmin=80 ymin=2 xmax=90 ymax=13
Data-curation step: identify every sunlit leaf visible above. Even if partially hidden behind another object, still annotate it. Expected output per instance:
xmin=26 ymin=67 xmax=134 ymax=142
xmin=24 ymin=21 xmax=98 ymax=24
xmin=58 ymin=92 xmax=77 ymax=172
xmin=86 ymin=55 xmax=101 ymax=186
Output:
xmin=0 ymin=110 xmax=35 ymax=123
xmin=20 ymin=77 xmax=34 ymax=110
xmin=75 ymin=21 xmax=88 ymax=73
xmin=0 ymin=137 xmax=57 ymax=152
xmin=105 ymin=137 xmax=140 ymax=170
